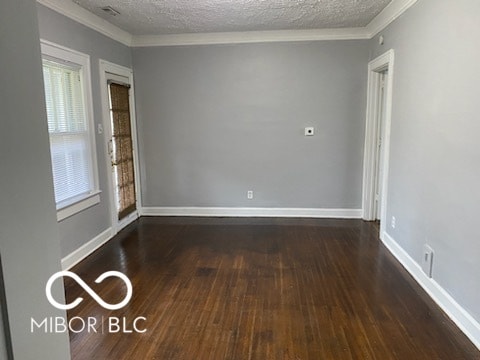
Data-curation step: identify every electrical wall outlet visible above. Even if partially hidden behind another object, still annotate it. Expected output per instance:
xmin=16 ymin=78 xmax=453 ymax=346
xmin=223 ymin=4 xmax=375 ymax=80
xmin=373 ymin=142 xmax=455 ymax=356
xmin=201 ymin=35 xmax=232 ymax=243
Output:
xmin=247 ymin=190 xmax=253 ymax=200
xmin=391 ymin=216 xmax=396 ymax=229
xmin=422 ymin=244 xmax=434 ymax=278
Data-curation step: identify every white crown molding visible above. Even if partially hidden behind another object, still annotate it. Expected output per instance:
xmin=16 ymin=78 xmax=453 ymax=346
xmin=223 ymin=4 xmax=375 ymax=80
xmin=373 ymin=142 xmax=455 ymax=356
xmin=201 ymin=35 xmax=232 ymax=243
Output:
xmin=366 ymin=0 xmax=418 ymax=37
xmin=37 ymin=0 xmax=417 ymax=47
xmin=140 ymin=207 xmax=363 ymax=219
xmin=131 ymin=28 xmax=369 ymax=47
xmin=36 ymin=0 xmax=132 ymax=46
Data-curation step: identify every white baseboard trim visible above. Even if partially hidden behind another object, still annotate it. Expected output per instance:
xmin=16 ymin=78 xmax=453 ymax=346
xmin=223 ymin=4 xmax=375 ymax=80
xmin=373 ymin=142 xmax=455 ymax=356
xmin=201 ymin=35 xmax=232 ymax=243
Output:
xmin=139 ymin=207 xmax=362 ymax=219
xmin=381 ymin=231 xmax=480 ymax=350
xmin=61 ymin=227 xmax=114 ymax=270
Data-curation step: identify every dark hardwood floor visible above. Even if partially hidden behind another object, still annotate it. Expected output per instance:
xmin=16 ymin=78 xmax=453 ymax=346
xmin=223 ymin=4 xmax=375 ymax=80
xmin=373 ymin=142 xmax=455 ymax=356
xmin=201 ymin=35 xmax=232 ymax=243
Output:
xmin=65 ymin=217 xmax=480 ymax=359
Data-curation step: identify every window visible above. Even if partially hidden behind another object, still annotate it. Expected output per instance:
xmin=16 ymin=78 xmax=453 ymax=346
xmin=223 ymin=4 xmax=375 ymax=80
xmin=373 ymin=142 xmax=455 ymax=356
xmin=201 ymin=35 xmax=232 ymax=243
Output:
xmin=41 ymin=41 xmax=100 ymax=221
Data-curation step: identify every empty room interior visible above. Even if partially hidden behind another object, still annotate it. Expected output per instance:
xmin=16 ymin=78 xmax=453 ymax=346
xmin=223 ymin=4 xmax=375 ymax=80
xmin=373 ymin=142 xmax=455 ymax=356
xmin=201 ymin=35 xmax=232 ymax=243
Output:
xmin=1 ymin=0 xmax=480 ymax=359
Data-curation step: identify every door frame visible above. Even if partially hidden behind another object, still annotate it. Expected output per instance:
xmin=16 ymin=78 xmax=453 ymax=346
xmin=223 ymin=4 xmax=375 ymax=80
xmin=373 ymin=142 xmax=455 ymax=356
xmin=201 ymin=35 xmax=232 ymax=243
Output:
xmin=99 ymin=59 xmax=142 ymax=235
xmin=362 ymin=50 xmax=395 ymax=236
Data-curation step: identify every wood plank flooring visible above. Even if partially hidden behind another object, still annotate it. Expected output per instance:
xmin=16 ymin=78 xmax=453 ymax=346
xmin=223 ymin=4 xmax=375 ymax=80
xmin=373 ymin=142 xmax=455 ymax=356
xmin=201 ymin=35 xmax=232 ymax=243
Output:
xmin=65 ymin=217 xmax=480 ymax=359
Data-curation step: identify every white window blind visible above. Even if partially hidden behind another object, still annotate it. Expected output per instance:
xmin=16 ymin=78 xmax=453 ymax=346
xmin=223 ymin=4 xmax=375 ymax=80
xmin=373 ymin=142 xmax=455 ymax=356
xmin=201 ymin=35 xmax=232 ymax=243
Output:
xmin=42 ymin=59 xmax=94 ymax=206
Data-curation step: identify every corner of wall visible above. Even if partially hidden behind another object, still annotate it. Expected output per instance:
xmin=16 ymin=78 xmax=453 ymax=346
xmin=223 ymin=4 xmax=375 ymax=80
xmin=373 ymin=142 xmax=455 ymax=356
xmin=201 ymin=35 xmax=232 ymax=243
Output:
xmin=61 ymin=227 xmax=114 ymax=270
xmin=381 ymin=231 xmax=480 ymax=350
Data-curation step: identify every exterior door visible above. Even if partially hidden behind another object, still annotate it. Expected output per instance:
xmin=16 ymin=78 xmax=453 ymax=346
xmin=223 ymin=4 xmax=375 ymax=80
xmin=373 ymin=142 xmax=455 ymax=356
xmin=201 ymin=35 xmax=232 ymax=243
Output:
xmin=108 ymin=81 xmax=137 ymax=220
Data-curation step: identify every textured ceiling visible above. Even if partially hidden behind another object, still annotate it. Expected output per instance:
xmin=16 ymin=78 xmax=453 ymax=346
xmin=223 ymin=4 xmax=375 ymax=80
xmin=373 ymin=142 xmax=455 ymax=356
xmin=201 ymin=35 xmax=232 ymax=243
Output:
xmin=72 ymin=0 xmax=393 ymax=36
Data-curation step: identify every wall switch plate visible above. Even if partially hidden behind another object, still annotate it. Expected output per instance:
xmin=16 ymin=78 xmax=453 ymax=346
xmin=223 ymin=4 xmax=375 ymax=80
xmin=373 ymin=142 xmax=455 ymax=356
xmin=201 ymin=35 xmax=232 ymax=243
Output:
xmin=247 ymin=190 xmax=253 ymax=199
xmin=391 ymin=216 xmax=396 ymax=229
xmin=304 ymin=127 xmax=314 ymax=136
xmin=97 ymin=123 xmax=104 ymax=134
xmin=422 ymin=244 xmax=434 ymax=278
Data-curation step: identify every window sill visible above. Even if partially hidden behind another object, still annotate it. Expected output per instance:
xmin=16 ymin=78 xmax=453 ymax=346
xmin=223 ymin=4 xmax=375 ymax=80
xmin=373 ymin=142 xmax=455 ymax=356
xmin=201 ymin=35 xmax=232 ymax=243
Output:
xmin=57 ymin=191 xmax=101 ymax=222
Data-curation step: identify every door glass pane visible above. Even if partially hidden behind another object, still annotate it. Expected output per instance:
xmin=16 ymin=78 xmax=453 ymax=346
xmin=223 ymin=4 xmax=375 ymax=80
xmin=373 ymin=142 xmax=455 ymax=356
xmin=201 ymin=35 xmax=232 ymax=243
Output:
xmin=108 ymin=83 xmax=136 ymax=220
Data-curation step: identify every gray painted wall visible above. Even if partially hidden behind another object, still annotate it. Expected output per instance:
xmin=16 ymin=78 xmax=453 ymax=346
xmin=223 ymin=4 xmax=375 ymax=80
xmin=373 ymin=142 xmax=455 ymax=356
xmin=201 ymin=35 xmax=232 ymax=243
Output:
xmin=0 ymin=0 xmax=71 ymax=358
xmin=370 ymin=0 xmax=480 ymax=321
xmin=133 ymin=41 xmax=368 ymax=209
xmin=0 ymin=309 xmax=6 ymax=360
xmin=36 ymin=4 xmax=133 ymax=257
xmin=0 ymin=258 xmax=10 ymax=360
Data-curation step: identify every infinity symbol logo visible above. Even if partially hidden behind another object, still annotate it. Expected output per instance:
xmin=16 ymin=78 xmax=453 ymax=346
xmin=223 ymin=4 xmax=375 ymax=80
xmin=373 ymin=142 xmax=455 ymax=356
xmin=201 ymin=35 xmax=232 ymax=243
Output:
xmin=46 ymin=271 xmax=133 ymax=310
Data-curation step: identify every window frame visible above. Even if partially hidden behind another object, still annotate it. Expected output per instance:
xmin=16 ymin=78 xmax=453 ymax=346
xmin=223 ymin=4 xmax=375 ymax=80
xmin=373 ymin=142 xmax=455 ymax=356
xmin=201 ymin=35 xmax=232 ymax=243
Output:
xmin=41 ymin=40 xmax=100 ymax=222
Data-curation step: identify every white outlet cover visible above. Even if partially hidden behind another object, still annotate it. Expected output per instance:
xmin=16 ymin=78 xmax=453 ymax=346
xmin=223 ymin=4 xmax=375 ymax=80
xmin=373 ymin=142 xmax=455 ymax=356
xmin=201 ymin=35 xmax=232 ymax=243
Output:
xmin=305 ymin=127 xmax=314 ymax=136
xmin=421 ymin=244 xmax=434 ymax=278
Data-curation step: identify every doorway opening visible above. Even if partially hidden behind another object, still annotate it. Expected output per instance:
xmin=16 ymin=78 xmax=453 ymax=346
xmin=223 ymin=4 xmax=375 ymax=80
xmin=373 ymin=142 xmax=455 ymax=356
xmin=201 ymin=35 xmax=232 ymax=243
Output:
xmin=362 ymin=50 xmax=395 ymax=239
xmin=373 ymin=70 xmax=388 ymax=220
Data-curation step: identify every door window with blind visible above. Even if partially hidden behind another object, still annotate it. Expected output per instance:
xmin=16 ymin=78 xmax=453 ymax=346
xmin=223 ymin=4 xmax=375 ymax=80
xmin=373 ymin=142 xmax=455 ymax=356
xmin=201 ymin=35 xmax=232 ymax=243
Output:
xmin=108 ymin=82 xmax=137 ymax=220
xmin=41 ymin=41 xmax=99 ymax=221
